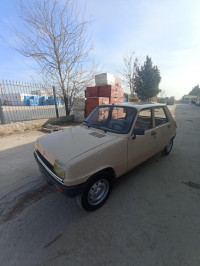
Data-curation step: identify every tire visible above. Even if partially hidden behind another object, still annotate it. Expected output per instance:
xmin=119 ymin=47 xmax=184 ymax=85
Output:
xmin=163 ymin=138 xmax=173 ymax=155
xmin=78 ymin=171 xmax=113 ymax=211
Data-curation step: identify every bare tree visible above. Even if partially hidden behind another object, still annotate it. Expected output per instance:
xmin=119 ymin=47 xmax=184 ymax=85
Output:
xmin=119 ymin=52 xmax=139 ymax=96
xmin=13 ymin=0 xmax=96 ymax=115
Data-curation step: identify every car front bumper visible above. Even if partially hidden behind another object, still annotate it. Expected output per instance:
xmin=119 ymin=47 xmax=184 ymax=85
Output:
xmin=34 ymin=150 xmax=85 ymax=197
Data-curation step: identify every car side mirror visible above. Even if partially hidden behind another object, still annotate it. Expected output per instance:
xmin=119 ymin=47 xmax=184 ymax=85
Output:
xmin=132 ymin=128 xmax=145 ymax=139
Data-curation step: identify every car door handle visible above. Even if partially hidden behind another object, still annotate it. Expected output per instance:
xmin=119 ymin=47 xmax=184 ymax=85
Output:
xmin=168 ymin=125 xmax=171 ymax=128
xmin=151 ymin=131 xmax=157 ymax=136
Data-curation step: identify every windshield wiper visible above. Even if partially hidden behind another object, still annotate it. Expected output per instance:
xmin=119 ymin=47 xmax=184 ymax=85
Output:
xmin=89 ymin=123 xmax=107 ymax=133
xmin=82 ymin=121 xmax=90 ymax=128
xmin=83 ymin=121 xmax=108 ymax=133
xmin=100 ymin=127 xmax=107 ymax=133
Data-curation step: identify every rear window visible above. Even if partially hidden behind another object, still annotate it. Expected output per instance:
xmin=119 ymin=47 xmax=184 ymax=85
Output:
xmin=154 ymin=107 xmax=168 ymax=126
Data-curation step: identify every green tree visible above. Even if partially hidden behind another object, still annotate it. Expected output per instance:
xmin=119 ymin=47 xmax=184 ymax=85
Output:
xmin=134 ymin=56 xmax=161 ymax=101
xmin=189 ymin=85 xmax=200 ymax=96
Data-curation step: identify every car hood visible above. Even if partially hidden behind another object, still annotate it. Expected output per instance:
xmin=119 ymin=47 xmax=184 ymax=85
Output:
xmin=37 ymin=125 xmax=119 ymax=164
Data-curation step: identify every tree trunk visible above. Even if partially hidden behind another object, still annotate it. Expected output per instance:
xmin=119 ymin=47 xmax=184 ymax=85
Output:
xmin=61 ymin=85 xmax=69 ymax=116
xmin=64 ymin=94 xmax=69 ymax=116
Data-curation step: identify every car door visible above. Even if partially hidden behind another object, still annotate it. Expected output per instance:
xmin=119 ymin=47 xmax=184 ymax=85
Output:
xmin=127 ymin=108 xmax=157 ymax=170
xmin=152 ymin=106 xmax=173 ymax=153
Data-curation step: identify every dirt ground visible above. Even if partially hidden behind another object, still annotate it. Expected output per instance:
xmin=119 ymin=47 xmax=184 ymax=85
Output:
xmin=0 ymin=104 xmax=200 ymax=266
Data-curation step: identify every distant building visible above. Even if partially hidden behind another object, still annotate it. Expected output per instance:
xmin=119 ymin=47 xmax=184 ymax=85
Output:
xmin=31 ymin=89 xmax=49 ymax=96
xmin=0 ymin=89 xmax=51 ymax=106
xmin=182 ymin=95 xmax=197 ymax=104
xmin=0 ymin=93 xmax=31 ymax=106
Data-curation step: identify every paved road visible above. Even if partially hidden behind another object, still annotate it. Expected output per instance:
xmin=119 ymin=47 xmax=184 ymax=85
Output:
xmin=0 ymin=104 xmax=200 ymax=266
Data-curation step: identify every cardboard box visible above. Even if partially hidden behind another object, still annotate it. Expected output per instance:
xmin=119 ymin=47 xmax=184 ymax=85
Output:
xmin=86 ymin=87 xmax=99 ymax=97
xmin=95 ymin=73 xmax=116 ymax=86
xmin=86 ymin=97 xmax=109 ymax=117
xmin=86 ymin=97 xmax=109 ymax=108
xmin=114 ymin=76 xmax=121 ymax=87
xmin=98 ymin=85 xmax=124 ymax=98
xmin=109 ymin=97 xmax=124 ymax=104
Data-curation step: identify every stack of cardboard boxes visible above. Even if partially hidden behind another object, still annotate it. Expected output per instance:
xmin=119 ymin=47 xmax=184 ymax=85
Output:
xmin=85 ymin=73 xmax=124 ymax=117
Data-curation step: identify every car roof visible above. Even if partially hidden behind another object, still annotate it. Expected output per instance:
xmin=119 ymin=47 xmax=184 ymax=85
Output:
xmin=100 ymin=102 xmax=166 ymax=111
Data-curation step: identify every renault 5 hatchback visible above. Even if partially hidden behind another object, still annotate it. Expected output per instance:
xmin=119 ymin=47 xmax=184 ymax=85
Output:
xmin=34 ymin=103 xmax=176 ymax=211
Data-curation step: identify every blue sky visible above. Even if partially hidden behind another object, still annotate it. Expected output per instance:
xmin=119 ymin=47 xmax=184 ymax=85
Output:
xmin=0 ymin=0 xmax=200 ymax=99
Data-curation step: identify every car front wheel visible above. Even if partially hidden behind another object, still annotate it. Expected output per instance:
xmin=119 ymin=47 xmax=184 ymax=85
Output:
xmin=77 ymin=172 xmax=113 ymax=211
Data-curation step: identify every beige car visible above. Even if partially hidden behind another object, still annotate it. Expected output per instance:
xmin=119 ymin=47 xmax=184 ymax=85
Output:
xmin=34 ymin=103 xmax=176 ymax=211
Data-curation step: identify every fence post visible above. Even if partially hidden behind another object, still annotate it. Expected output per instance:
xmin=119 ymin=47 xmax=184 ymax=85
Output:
xmin=53 ymin=86 xmax=59 ymax=118
xmin=0 ymin=99 xmax=5 ymax=124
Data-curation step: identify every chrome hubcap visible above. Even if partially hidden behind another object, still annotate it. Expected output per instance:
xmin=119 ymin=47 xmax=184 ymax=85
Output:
xmin=88 ymin=179 xmax=109 ymax=206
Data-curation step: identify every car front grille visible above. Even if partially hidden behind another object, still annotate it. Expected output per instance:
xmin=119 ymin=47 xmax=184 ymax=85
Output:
xmin=36 ymin=150 xmax=54 ymax=172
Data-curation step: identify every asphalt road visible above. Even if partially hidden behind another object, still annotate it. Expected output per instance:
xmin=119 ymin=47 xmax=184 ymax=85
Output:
xmin=0 ymin=104 xmax=200 ymax=266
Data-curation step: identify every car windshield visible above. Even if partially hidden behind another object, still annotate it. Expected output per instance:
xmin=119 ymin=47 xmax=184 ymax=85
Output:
xmin=83 ymin=106 xmax=137 ymax=134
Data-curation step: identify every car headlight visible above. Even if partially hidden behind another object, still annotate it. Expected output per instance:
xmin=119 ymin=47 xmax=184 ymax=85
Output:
xmin=35 ymin=140 xmax=39 ymax=151
xmin=54 ymin=160 xmax=66 ymax=180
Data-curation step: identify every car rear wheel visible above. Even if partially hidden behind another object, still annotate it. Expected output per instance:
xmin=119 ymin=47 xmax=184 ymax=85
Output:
xmin=77 ymin=172 xmax=113 ymax=211
xmin=163 ymin=138 xmax=173 ymax=155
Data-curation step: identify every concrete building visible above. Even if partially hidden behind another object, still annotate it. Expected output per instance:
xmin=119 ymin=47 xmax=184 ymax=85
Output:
xmin=182 ymin=95 xmax=198 ymax=104
xmin=0 ymin=93 xmax=31 ymax=106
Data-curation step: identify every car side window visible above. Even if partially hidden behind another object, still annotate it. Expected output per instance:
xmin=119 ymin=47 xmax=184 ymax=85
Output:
xmin=154 ymin=107 xmax=168 ymax=127
xmin=135 ymin=109 xmax=152 ymax=131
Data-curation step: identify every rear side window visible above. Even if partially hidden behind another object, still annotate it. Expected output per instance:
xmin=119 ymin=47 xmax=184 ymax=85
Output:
xmin=154 ymin=107 xmax=168 ymax=127
xmin=135 ymin=109 xmax=152 ymax=131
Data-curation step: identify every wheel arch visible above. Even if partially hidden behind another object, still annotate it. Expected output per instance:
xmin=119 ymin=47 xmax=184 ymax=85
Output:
xmin=88 ymin=167 xmax=116 ymax=182
xmin=102 ymin=167 xmax=116 ymax=180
